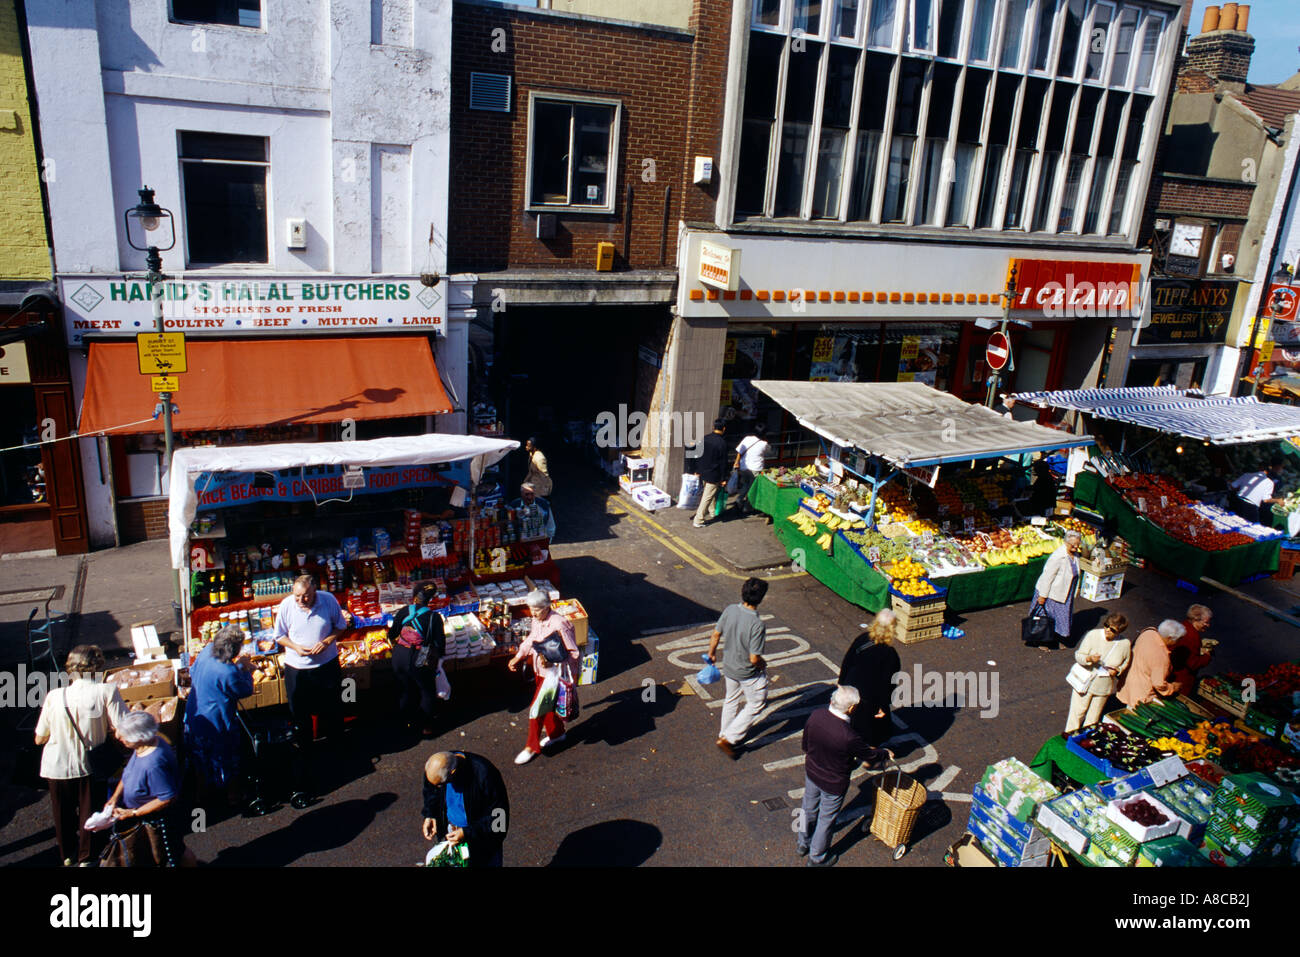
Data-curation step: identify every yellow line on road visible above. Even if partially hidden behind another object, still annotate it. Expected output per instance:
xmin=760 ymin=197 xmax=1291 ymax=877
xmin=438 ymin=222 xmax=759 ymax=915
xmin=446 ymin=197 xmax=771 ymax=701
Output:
xmin=606 ymin=496 xmax=804 ymax=581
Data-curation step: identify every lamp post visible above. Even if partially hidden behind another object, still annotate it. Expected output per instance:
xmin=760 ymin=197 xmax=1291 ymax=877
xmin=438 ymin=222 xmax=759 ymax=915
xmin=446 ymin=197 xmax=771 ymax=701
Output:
xmin=124 ymin=186 xmax=181 ymax=623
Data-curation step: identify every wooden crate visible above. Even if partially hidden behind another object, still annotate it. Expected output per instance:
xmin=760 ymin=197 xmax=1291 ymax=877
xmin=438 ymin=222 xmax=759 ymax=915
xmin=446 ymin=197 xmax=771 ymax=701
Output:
xmin=1275 ymin=549 xmax=1300 ymax=581
xmin=895 ymin=608 xmax=945 ymax=629
xmin=897 ymin=624 xmax=943 ymax=644
xmin=890 ymin=593 xmax=946 ymax=615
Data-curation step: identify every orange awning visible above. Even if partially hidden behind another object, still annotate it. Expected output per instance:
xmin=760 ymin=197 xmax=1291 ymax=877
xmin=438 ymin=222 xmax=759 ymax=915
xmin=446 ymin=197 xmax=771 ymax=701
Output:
xmin=78 ymin=336 xmax=454 ymax=435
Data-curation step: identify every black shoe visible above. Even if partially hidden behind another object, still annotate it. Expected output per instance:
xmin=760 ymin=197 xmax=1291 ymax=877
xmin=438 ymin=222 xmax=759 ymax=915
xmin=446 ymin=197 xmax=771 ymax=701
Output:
xmin=796 ymin=844 xmax=809 ymax=858
xmin=290 ymin=791 xmax=312 ymax=810
xmin=808 ymin=852 xmax=839 ymax=867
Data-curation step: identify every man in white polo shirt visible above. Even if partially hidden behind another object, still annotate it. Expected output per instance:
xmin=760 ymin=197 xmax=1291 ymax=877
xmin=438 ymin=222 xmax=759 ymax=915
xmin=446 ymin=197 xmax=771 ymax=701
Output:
xmin=733 ymin=424 xmax=772 ymax=516
xmin=274 ymin=574 xmax=348 ymax=808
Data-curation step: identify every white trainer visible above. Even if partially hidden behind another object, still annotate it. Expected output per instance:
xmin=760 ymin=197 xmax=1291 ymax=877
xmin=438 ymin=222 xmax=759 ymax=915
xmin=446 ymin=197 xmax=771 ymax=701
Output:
xmin=540 ymin=733 xmax=566 ymax=748
xmin=514 ymin=748 xmax=538 ymax=765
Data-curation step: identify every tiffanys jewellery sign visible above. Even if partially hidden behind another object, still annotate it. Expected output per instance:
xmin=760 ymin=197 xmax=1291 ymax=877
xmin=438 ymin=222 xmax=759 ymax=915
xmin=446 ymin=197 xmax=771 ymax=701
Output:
xmin=58 ymin=275 xmax=446 ymax=345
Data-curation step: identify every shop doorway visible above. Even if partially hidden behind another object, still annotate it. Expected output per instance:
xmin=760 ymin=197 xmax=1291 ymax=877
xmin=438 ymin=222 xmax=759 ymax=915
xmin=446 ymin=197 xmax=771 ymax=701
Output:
xmin=1124 ymin=357 xmax=1209 ymax=390
xmin=0 ymin=385 xmax=54 ymax=554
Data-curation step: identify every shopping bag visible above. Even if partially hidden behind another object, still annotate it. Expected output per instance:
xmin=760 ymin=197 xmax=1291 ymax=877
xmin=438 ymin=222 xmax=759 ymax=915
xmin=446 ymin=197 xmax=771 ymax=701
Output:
xmin=529 ymin=670 xmax=560 ymax=719
xmin=677 ymin=473 xmax=702 ymax=509
xmin=697 ymin=653 xmax=721 ymax=685
xmin=1021 ymin=605 xmax=1051 ymax=646
xmin=725 ymin=470 xmax=740 ymax=495
xmin=435 ymin=662 xmax=451 ymax=701
xmin=556 ymin=680 xmax=580 ymax=720
xmin=1066 ymin=662 xmax=1096 ymax=694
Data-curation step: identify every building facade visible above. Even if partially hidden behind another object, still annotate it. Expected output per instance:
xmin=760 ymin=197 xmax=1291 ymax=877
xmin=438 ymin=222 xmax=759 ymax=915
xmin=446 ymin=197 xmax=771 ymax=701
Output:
xmin=25 ymin=0 xmax=465 ymax=548
xmin=645 ymin=0 xmax=1186 ymax=495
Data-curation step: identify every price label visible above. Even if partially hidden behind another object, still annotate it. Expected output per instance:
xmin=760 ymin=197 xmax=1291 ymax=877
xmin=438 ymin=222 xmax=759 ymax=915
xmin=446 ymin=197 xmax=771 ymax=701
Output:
xmin=868 ymin=547 xmax=881 ymax=563
xmin=420 ymin=542 xmax=448 ymax=559
xmin=1137 ymin=497 xmax=1147 ymax=513
xmin=942 ymin=520 xmax=952 ymax=533
xmin=1159 ymin=495 xmax=1168 ymax=508
xmin=1030 ymin=516 xmax=1048 ymax=526
xmin=963 ymin=516 xmax=975 ymax=532
xmin=922 ymin=532 xmax=935 ymax=546
xmin=812 ymin=336 xmax=835 ymax=363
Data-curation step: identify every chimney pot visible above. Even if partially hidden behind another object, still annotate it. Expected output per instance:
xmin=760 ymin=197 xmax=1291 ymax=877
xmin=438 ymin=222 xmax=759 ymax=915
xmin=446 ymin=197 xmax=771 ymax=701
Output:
xmin=1236 ymin=4 xmax=1250 ymax=32
xmin=1201 ymin=5 xmax=1221 ymax=33
xmin=1220 ymin=3 xmax=1239 ymax=32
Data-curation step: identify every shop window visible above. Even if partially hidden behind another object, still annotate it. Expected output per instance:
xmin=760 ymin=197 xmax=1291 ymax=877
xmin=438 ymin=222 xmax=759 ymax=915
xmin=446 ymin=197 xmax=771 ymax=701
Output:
xmin=0 ymin=389 xmax=42 ymax=507
xmin=868 ymin=0 xmax=897 ymax=47
xmin=1133 ymin=12 xmax=1163 ymax=90
xmin=834 ymin=0 xmax=861 ymax=38
xmin=1056 ymin=0 xmax=1087 ymax=78
xmin=919 ymin=64 xmax=958 ymax=224
xmin=526 ymin=95 xmax=620 ymax=213
xmin=1000 ymin=0 xmax=1030 ymax=69
xmin=171 ymin=0 xmax=261 ymax=29
xmin=848 ymin=53 xmax=892 ymax=220
xmin=812 ymin=45 xmax=859 ymax=219
xmin=1084 ymin=2 xmax=1114 ymax=82
xmin=936 ymin=0 xmax=964 ymax=59
xmin=775 ymin=41 xmax=823 ymax=216
xmin=975 ymin=74 xmax=1018 ymax=227
xmin=1057 ymin=85 xmax=1101 ymax=231
xmin=1108 ymin=95 xmax=1147 ymax=234
xmin=1006 ymin=77 xmax=1048 ymax=230
xmin=795 ymin=0 xmax=824 ymax=35
xmin=1030 ymin=0 xmax=1060 ymax=73
xmin=1108 ymin=7 xmax=1140 ymax=86
xmin=754 ymin=0 xmax=782 ymax=27
xmin=736 ymin=33 xmax=785 ymax=216
xmin=968 ymin=0 xmax=996 ymax=62
xmin=1210 ymin=223 xmax=1243 ymax=275
xmin=1083 ymin=93 xmax=1125 ymax=234
xmin=180 ymin=131 xmax=268 ymax=266
xmin=1032 ymin=83 xmax=1073 ymax=230
xmin=947 ymin=68 xmax=989 ymax=226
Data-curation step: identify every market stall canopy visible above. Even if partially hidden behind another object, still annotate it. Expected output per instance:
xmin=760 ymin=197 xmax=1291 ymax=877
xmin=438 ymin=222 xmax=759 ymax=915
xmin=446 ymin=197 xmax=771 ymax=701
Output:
xmin=77 ymin=336 xmax=454 ymax=435
xmin=750 ymin=381 xmax=1092 ymax=468
xmin=1011 ymin=386 xmax=1300 ymax=445
xmin=167 ymin=434 xmax=519 ymax=569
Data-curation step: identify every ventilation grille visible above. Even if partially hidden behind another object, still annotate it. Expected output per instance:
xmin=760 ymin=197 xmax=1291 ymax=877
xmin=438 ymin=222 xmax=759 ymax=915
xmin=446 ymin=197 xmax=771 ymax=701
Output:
xmin=470 ymin=73 xmax=511 ymax=112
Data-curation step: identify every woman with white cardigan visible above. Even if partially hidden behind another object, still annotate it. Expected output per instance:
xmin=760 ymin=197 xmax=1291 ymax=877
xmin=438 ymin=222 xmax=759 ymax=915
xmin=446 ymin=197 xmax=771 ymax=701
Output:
xmin=1064 ymin=612 xmax=1132 ymax=733
xmin=1029 ymin=530 xmax=1083 ymax=649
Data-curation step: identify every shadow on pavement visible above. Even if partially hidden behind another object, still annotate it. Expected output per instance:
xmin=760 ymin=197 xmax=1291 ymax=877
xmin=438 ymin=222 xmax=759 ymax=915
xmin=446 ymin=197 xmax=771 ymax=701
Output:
xmin=547 ymin=818 xmax=662 ymax=867
xmin=208 ymin=792 xmax=399 ymax=866
xmin=571 ymin=684 xmax=679 ymax=748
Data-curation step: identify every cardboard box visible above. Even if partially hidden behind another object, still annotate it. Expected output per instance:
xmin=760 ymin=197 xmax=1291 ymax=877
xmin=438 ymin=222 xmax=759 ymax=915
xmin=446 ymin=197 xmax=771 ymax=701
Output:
xmin=552 ymin=598 xmax=589 ymax=647
xmin=1107 ymin=792 xmax=1184 ymax=843
xmin=947 ymin=832 xmax=996 ymax=867
xmin=238 ymin=655 xmax=285 ymax=709
xmin=128 ymin=695 xmax=182 ymax=749
xmin=337 ymin=641 xmax=372 ymax=690
xmin=106 ymin=661 xmax=177 ymax=705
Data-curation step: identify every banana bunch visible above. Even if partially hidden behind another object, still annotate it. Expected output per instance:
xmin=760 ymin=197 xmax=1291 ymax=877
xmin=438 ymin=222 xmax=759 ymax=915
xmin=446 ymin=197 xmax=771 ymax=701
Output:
xmin=788 ymin=512 xmax=821 ymax=536
xmin=818 ymin=512 xmax=866 ymax=531
xmin=815 ymin=532 xmax=833 ymax=553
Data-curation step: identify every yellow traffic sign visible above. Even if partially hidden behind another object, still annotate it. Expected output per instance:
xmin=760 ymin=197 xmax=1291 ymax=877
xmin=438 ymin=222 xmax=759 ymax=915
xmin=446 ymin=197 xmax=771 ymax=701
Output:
xmin=151 ymin=375 xmax=179 ymax=393
xmin=137 ymin=332 xmax=187 ymax=374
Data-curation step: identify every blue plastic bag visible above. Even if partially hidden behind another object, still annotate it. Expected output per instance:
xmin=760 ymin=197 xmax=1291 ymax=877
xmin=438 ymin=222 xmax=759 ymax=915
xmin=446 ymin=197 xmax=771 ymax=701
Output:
xmin=697 ymin=653 xmax=721 ymax=685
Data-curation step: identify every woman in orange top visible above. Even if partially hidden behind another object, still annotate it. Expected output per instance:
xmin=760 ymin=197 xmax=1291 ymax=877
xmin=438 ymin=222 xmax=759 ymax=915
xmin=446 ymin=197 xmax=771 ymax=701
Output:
xmin=1117 ymin=620 xmax=1184 ymax=708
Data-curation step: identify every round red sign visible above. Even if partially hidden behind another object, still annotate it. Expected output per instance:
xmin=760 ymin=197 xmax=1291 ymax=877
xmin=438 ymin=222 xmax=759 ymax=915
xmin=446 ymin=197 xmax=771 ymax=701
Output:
xmin=986 ymin=331 xmax=1011 ymax=371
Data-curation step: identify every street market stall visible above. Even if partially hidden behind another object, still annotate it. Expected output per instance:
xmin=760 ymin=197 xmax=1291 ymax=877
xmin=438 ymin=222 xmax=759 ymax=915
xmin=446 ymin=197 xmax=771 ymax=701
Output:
xmin=165 ymin=434 xmax=598 ymax=708
xmin=746 ymin=382 xmax=1101 ymax=627
xmin=957 ymin=678 xmax=1300 ymax=867
xmin=1013 ymin=387 xmax=1300 ymax=584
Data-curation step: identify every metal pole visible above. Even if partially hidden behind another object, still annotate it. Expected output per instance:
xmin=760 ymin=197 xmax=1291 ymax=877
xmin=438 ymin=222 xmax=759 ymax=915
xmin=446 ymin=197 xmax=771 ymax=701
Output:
xmin=148 ymin=245 xmax=182 ymax=627
xmin=986 ymin=268 xmax=1017 ymax=407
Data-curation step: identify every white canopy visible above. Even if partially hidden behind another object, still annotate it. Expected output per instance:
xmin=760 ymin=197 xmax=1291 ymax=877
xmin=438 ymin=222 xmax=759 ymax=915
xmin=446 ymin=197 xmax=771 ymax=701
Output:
xmin=168 ymin=434 xmax=519 ymax=568
xmin=751 ymin=380 xmax=1092 ymax=468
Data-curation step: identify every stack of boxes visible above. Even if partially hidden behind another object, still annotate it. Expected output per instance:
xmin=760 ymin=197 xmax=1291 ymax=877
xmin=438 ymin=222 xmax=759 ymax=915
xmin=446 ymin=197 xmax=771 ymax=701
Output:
xmin=967 ymin=759 xmax=1059 ymax=866
xmin=1203 ymin=773 xmax=1300 ymax=866
xmin=403 ymin=509 xmax=422 ymax=551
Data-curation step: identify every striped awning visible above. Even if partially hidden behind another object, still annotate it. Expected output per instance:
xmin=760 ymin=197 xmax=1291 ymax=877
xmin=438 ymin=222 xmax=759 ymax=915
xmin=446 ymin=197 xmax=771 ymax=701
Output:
xmin=1011 ymin=387 xmax=1300 ymax=445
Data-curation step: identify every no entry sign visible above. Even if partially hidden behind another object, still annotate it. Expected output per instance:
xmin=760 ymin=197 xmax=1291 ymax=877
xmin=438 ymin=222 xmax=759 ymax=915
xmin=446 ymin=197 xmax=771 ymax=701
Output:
xmin=986 ymin=331 xmax=1011 ymax=371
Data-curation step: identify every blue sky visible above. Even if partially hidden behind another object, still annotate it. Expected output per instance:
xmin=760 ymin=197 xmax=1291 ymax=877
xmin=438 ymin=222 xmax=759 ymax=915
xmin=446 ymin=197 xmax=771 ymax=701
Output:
xmin=484 ymin=1 xmax=1299 ymax=85
xmin=1188 ymin=0 xmax=1300 ymax=84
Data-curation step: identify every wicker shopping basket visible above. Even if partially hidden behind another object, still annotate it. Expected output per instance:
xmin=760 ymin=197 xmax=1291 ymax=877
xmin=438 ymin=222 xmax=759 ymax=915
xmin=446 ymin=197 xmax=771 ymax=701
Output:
xmin=870 ymin=766 xmax=928 ymax=860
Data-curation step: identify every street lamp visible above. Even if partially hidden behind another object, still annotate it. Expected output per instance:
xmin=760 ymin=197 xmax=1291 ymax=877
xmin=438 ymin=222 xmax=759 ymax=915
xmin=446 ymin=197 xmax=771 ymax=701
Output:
xmin=124 ymin=186 xmax=181 ymax=624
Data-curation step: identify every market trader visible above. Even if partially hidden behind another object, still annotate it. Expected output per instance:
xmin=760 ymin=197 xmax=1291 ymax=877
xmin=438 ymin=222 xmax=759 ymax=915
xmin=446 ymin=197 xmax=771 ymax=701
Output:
xmin=1229 ymin=458 xmax=1286 ymax=526
xmin=274 ymin=573 xmax=349 ymax=809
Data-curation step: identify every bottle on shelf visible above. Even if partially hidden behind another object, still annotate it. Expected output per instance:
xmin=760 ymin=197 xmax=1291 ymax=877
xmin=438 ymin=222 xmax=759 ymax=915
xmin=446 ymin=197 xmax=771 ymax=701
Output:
xmin=218 ymin=573 xmax=229 ymax=606
xmin=209 ymin=574 xmax=221 ymax=608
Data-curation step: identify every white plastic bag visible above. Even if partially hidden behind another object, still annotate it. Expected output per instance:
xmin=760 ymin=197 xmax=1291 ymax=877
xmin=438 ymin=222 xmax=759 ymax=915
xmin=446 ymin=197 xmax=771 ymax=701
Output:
xmin=677 ymin=472 xmax=702 ymax=509
xmin=435 ymin=662 xmax=451 ymax=701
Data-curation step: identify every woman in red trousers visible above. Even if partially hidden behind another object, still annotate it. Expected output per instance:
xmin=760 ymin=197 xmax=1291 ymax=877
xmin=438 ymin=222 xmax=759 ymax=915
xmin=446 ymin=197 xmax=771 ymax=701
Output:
xmin=507 ymin=590 xmax=581 ymax=765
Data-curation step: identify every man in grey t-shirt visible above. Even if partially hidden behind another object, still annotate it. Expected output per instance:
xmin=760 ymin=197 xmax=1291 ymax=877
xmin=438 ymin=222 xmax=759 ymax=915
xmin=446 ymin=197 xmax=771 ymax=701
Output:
xmin=706 ymin=577 xmax=769 ymax=758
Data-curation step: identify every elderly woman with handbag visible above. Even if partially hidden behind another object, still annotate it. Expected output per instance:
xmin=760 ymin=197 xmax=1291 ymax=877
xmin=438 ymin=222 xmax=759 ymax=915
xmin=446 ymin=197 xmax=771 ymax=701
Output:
xmin=1064 ymin=613 xmax=1132 ymax=733
xmin=34 ymin=644 xmax=128 ymax=866
xmin=103 ymin=711 xmax=197 ymax=867
xmin=1028 ymin=530 xmax=1083 ymax=650
xmin=507 ymin=589 xmax=581 ymax=766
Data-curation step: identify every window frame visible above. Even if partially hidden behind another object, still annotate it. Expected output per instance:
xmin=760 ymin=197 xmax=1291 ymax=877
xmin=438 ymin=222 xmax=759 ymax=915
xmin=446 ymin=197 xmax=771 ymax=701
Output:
xmin=169 ymin=0 xmax=264 ymax=31
xmin=866 ymin=0 xmax=904 ymax=51
xmin=524 ymin=91 xmax=623 ymax=215
xmin=752 ymin=0 xmax=789 ymax=33
xmin=177 ymin=130 xmax=271 ymax=268
xmin=1081 ymin=0 xmax=1116 ymax=85
xmin=1131 ymin=10 xmax=1165 ymax=92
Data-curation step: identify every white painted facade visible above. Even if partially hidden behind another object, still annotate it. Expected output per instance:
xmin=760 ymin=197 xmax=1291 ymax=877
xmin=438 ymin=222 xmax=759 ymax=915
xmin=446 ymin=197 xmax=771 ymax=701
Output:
xmin=25 ymin=0 xmax=465 ymax=548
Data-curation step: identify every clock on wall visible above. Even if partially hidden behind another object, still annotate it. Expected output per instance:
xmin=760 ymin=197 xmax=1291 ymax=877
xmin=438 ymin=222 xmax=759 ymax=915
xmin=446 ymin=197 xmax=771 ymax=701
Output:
xmin=1169 ymin=222 xmax=1205 ymax=259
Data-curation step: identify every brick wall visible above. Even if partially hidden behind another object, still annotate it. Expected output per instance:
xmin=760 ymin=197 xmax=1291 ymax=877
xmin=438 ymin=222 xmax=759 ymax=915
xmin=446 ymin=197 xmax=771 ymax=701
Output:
xmin=447 ymin=0 xmax=728 ymax=272
xmin=0 ymin=2 xmax=51 ymax=279
xmin=118 ymin=499 xmax=169 ymax=544
xmin=1184 ymin=31 xmax=1255 ymax=87
xmin=1155 ymin=178 xmax=1255 ymax=218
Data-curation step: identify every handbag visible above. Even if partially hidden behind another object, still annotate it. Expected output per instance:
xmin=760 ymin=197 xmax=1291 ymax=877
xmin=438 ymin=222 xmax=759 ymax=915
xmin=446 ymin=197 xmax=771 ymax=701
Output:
xmin=1021 ymin=605 xmax=1051 ymax=646
xmin=536 ymin=633 xmax=567 ymax=664
xmin=100 ymin=817 xmax=174 ymax=868
xmin=63 ymin=691 xmax=122 ymax=781
xmin=397 ymin=606 xmax=431 ymax=650
xmin=1066 ymin=662 xmax=1096 ymax=694
xmin=725 ymin=470 xmax=740 ymax=495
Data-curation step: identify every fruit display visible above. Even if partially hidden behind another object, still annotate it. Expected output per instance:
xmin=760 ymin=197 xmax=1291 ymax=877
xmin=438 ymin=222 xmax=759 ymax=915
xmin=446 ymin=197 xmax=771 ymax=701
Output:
xmin=765 ymin=465 xmax=816 ymax=487
xmin=1116 ymin=797 xmax=1169 ymax=828
xmin=1107 ymin=473 xmax=1258 ymax=549
xmin=892 ymin=578 xmax=938 ymax=597
xmin=1109 ymin=699 xmax=1202 ymax=738
xmin=248 ymin=655 xmax=281 ymax=686
xmin=1190 ymin=502 xmax=1284 ymax=541
xmin=840 ymin=527 xmax=913 ymax=563
xmin=1073 ymin=725 xmax=1171 ymax=773
xmin=884 ymin=558 xmax=928 ymax=580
